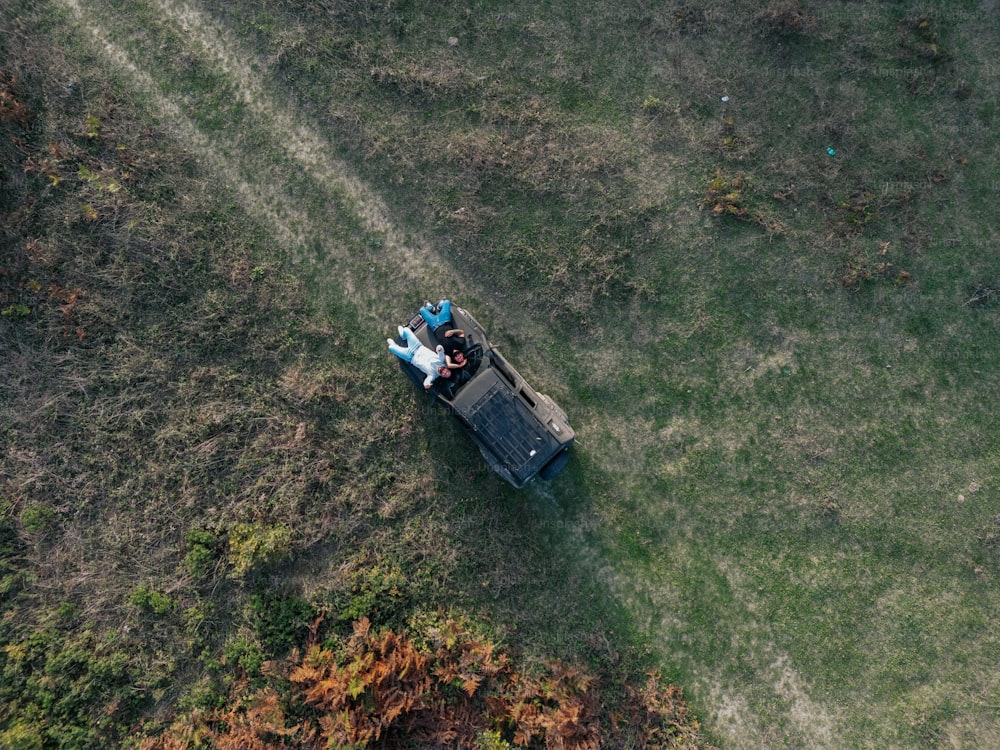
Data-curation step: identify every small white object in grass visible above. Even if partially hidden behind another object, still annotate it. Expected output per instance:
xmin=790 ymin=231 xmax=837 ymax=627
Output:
xmin=447 ymin=36 xmax=459 ymax=47
xmin=721 ymin=95 xmax=730 ymax=102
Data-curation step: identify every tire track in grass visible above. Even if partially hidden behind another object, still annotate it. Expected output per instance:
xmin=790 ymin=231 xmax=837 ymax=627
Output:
xmin=604 ymin=537 xmax=841 ymax=748
xmin=55 ymin=1 xmax=842 ymax=746
xmin=59 ymin=0 xmax=305 ymax=249
xmin=58 ymin=0 xmax=460 ymax=326
xmin=149 ymin=0 xmax=451 ymax=290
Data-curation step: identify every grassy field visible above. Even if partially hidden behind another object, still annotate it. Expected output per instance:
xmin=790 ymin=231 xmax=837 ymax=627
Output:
xmin=2 ymin=0 xmax=999 ymax=748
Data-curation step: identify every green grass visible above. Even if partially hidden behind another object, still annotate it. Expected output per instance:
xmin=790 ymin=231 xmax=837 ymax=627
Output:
xmin=2 ymin=0 xmax=999 ymax=747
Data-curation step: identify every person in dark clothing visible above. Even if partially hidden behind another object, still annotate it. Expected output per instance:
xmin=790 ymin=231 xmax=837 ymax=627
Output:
xmin=421 ymin=299 xmax=468 ymax=354
xmin=445 ymin=348 xmax=467 ymax=370
xmin=438 ymin=326 xmax=467 ymax=355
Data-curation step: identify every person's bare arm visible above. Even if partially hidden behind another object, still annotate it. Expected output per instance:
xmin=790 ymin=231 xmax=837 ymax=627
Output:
xmin=444 ymin=329 xmax=465 ymax=338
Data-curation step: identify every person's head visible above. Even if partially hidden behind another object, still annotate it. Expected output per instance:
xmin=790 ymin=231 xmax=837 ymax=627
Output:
xmin=438 ymin=366 xmax=452 ymax=378
xmin=453 ymin=351 xmax=465 ymax=364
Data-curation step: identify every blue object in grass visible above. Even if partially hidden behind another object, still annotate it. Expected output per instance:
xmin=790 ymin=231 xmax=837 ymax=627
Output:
xmin=827 ymin=147 xmax=836 ymax=156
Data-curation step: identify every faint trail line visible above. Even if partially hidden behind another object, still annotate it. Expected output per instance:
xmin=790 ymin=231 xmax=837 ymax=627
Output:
xmin=59 ymin=0 xmax=308 ymax=247
xmin=605 ymin=562 xmax=841 ymax=750
xmin=153 ymin=0 xmax=457 ymax=285
xmin=58 ymin=0 xmax=460 ymax=316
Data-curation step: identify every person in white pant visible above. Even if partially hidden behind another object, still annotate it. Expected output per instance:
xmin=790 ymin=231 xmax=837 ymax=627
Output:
xmin=387 ymin=326 xmax=453 ymax=390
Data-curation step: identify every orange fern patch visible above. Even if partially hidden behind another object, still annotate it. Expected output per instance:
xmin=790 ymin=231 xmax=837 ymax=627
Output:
xmin=143 ymin=617 xmax=712 ymax=750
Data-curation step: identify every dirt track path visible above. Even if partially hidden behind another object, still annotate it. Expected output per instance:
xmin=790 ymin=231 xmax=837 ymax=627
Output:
xmin=54 ymin=1 xmax=841 ymax=746
xmin=60 ymin=0 xmax=461 ymax=328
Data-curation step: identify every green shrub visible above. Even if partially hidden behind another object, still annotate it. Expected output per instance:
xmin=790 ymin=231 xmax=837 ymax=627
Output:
xmin=222 ymin=635 xmax=264 ymax=674
xmin=0 ymin=721 xmax=44 ymax=750
xmin=477 ymin=729 xmax=515 ymax=750
xmin=176 ymin=675 xmax=225 ymax=712
xmin=0 ymin=625 xmax=146 ymax=749
xmin=183 ymin=527 xmax=219 ymax=578
xmin=182 ymin=600 xmax=215 ymax=640
xmin=642 ymin=95 xmax=664 ymax=114
xmin=227 ymin=522 xmax=293 ymax=578
xmin=1 ymin=304 xmax=30 ymax=319
xmin=128 ymin=584 xmax=175 ymax=615
xmin=335 ymin=563 xmax=411 ymax=627
xmin=19 ymin=504 xmax=56 ymax=534
xmin=250 ymin=590 xmax=313 ymax=656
